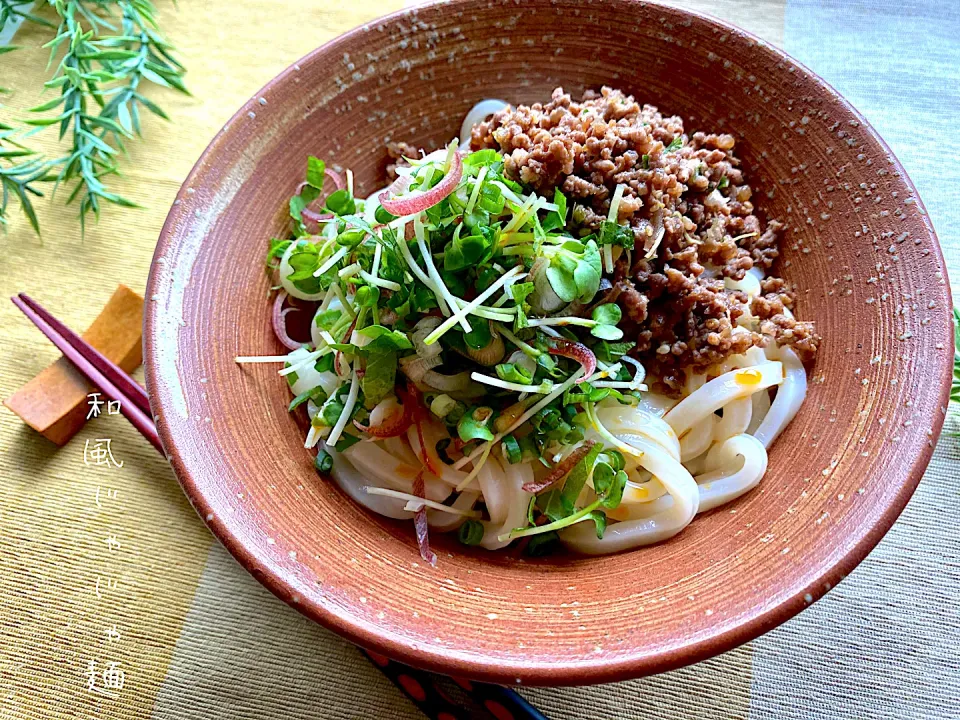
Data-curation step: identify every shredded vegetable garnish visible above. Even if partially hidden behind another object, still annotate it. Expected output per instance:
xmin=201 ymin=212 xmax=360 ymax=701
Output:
xmin=239 ymin=94 xmax=811 ymax=560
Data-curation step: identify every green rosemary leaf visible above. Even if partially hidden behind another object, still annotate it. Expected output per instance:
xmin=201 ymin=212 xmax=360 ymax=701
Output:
xmin=0 ymin=0 xmax=188 ymax=233
xmin=116 ymin=101 xmax=132 ymax=134
xmin=0 ymin=0 xmax=55 ymax=29
xmin=132 ymin=92 xmax=169 ymax=120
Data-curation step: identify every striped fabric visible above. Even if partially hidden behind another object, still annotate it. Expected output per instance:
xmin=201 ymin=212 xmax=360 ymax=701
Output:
xmin=0 ymin=1 xmax=956 ymax=718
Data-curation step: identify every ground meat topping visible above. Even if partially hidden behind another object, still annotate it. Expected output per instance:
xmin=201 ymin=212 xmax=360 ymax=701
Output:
xmin=385 ymin=141 xmax=420 ymax=180
xmin=470 ymin=86 xmax=820 ymax=384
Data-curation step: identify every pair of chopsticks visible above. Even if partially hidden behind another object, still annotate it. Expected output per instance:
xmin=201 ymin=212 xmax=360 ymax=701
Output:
xmin=11 ymin=292 xmax=550 ymax=720
xmin=12 ymin=294 xmax=161 ymax=452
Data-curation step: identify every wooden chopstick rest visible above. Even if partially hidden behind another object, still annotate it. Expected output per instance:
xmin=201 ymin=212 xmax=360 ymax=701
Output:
xmin=4 ymin=284 xmax=144 ymax=445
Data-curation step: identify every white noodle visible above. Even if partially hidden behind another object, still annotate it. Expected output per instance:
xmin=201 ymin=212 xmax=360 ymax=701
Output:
xmin=714 ymin=396 xmax=753 ymax=443
xmin=724 ymin=273 xmax=761 ymax=298
xmin=406 ymin=424 xmax=470 ymax=488
xmin=679 ymin=415 xmax=718 ymax=461
xmin=330 ymin=450 xmax=414 ymax=518
xmin=342 ymin=441 xmax=449 ymax=502
xmin=477 ymin=455 xmax=509 ymax=525
xmin=480 ymin=458 xmax=532 ymax=551
xmin=753 ymin=347 xmax=806 ymax=448
xmin=428 ymin=490 xmax=480 ymax=531
xmin=383 ymin=435 xmax=420 ymax=467
xmin=664 ymin=362 xmax=783 ymax=437
xmin=596 ymin=403 xmax=681 ymax=461
xmin=694 ymin=434 xmax=768 ymax=513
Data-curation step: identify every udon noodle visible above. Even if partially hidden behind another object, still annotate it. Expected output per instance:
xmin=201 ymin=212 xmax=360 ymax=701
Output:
xmin=329 ymin=327 xmax=804 ymax=556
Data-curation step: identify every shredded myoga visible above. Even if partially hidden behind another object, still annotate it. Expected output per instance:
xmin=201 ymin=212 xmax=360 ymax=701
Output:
xmin=237 ymin=87 xmax=820 ymax=565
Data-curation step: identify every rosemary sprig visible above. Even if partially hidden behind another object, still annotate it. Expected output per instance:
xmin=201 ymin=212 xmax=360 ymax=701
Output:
xmin=0 ymin=0 xmax=186 ymax=233
xmin=95 ymin=0 xmax=187 ymax=143
xmin=0 ymin=119 xmax=52 ymax=234
xmin=26 ymin=2 xmax=131 ymax=228
xmin=0 ymin=0 xmax=55 ymax=29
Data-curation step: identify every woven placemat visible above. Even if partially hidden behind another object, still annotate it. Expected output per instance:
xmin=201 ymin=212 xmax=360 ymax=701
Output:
xmin=0 ymin=1 xmax=956 ymax=718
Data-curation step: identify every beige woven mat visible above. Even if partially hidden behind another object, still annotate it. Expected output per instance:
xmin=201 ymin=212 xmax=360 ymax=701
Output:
xmin=0 ymin=0 xmax=956 ymax=718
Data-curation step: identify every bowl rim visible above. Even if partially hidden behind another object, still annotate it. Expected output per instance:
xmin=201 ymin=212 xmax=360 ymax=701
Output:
xmin=144 ymin=0 xmax=954 ymax=685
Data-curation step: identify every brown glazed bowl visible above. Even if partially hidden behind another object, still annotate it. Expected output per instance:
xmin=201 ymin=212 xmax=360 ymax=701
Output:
xmin=144 ymin=0 xmax=953 ymax=685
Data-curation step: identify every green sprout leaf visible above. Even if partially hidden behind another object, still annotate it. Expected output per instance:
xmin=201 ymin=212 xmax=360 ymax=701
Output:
xmin=540 ymin=443 xmax=602 ymax=522
xmin=525 ymin=530 xmax=560 ymax=556
xmin=541 ymin=187 xmax=568 ymax=233
xmin=306 ymin=156 xmax=326 ymax=190
xmin=590 ymin=303 xmax=624 ymax=341
xmin=599 ymin=220 xmax=635 ymax=250
xmin=356 ymin=325 xmax=413 ymax=351
xmin=325 ymin=188 xmax=356 ymax=216
xmin=594 ymin=340 xmax=634 ymax=364
xmin=462 ymin=319 xmax=493 ymax=350
xmin=265 ymin=238 xmax=291 ymax=268
xmin=289 ymin=385 xmax=327 ymax=412
xmin=584 ymin=509 xmax=607 ymax=538
xmin=593 ymin=463 xmax=627 ymax=509
xmin=511 ymin=281 xmax=535 ymax=331
xmin=502 ymin=434 xmax=522 ymax=465
xmin=444 ymin=227 xmax=492 ymax=271
xmin=361 ymin=346 xmax=397 ymax=408
xmin=546 ymin=239 xmax=602 ymax=303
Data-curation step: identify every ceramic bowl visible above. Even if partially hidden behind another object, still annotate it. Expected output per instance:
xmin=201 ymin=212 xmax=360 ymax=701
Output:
xmin=144 ymin=0 xmax=954 ymax=685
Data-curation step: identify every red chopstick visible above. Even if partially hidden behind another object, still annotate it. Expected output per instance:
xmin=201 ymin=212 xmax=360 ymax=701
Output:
xmin=11 ymin=294 xmax=163 ymax=454
xmin=11 ymin=292 xmax=549 ymax=720
xmin=16 ymin=293 xmax=152 ymax=416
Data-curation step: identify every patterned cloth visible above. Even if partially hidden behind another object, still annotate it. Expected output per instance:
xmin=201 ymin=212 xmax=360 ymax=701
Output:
xmin=0 ymin=1 xmax=957 ymax=718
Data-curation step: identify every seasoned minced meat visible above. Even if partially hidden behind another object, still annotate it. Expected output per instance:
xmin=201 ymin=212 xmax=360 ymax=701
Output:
xmin=386 ymin=141 xmax=420 ymax=180
xmin=751 ymin=277 xmax=820 ymax=364
xmin=471 ymin=86 xmax=820 ymax=387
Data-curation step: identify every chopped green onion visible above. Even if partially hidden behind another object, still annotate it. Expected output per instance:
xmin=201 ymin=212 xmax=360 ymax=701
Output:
xmin=430 ymin=394 xmax=457 ymax=418
xmin=502 ymin=434 xmax=522 ymax=464
xmin=314 ymin=450 xmax=333 ymax=474
xmin=458 ymin=519 xmax=484 ymax=545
